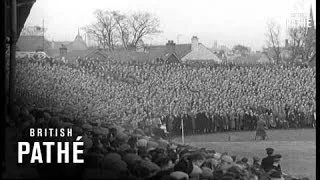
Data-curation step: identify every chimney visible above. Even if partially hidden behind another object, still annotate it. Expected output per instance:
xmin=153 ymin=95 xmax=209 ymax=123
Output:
xmin=285 ymin=39 xmax=289 ymax=48
xmin=191 ymin=36 xmax=199 ymax=51
xmin=165 ymin=40 xmax=176 ymax=53
xmin=214 ymin=40 xmax=218 ymax=49
xmin=59 ymin=45 xmax=67 ymax=58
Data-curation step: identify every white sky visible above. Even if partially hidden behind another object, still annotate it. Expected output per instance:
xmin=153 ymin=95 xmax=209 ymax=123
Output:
xmin=25 ymin=0 xmax=316 ymax=51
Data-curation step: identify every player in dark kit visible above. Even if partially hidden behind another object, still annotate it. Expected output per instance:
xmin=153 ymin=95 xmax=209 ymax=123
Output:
xmin=255 ymin=115 xmax=268 ymax=140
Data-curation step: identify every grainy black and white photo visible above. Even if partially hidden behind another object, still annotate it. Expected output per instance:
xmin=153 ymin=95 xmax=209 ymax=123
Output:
xmin=2 ymin=0 xmax=316 ymax=179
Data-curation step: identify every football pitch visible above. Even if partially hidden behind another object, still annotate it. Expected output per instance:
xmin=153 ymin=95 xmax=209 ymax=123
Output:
xmin=173 ymin=129 xmax=316 ymax=180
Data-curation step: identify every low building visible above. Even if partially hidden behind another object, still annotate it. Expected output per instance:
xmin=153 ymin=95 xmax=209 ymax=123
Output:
xmin=17 ymin=29 xmax=88 ymax=58
xmin=81 ymin=36 xmax=221 ymax=64
xmin=180 ymin=36 xmax=222 ymax=63
xmin=16 ymin=35 xmax=51 ymax=52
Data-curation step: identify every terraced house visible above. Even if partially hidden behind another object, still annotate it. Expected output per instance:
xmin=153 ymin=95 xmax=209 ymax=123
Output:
xmin=88 ymin=36 xmax=222 ymax=64
xmin=154 ymin=36 xmax=222 ymax=63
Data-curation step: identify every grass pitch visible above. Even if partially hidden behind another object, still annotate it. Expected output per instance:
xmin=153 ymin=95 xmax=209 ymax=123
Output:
xmin=173 ymin=129 xmax=316 ymax=180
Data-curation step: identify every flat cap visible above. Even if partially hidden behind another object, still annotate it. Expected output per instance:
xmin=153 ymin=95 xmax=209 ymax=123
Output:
xmin=253 ymin=156 xmax=260 ymax=161
xmin=273 ymin=154 xmax=282 ymax=160
xmin=266 ymin=147 xmax=274 ymax=153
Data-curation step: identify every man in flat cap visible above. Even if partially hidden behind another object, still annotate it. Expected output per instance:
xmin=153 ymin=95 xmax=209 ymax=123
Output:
xmin=261 ymin=148 xmax=274 ymax=173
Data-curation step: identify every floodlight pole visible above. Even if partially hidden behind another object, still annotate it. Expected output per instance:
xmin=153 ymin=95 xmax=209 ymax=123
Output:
xmin=181 ymin=117 xmax=185 ymax=144
xmin=181 ymin=115 xmax=184 ymax=144
xmin=43 ymin=19 xmax=44 ymax=51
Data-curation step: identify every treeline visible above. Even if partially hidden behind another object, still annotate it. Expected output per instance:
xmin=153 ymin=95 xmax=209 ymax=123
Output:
xmin=83 ymin=10 xmax=161 ymax=51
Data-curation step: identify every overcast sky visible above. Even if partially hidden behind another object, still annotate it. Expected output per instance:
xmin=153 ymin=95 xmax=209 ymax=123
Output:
xmin=25 ymin=0 xmax=316 ymax=51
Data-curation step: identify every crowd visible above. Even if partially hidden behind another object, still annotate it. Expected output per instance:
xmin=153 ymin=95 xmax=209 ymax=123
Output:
xmin=8 ymin=56 xmax=315 ymax=179
xmin=15 ymin=56 xmax=316 ymax=136
xmin=9 ymin=105 xmax=309 ymax=180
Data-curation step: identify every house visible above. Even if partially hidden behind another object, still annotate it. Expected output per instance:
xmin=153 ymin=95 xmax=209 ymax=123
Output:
xmin=66 ymin=36 xmax=222 ymax=64
xmin=50 ymin=29 xmax=87 ymax=51
xmin=156 ymin=40 xmax=191 ymax=63
xmin=151 ymin=36 xmax=221 ymax=63
xmin=80 ymin=40 xmax=188 ymax=63
xmin=16 ymin=35 xmax=51 ymax=52
xmin=180 ymin=36 xmax=221 ymax=63
xmin=67 ymin=30 xmax=87 ymax=51
xmin=17 ymin=29 xmax=88 ymax=58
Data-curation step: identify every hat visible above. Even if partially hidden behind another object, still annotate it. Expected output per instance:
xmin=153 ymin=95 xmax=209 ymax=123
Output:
xmin=140 ymin=159 xmax=160 ymax=172
xmin=221 ymin=155 xmax=233 ymax=164
xmin=105 ymin=153 xmax=122 ymax=161
xmin=253 ymin=156 xmax=260 ymax=161
xmin=119 ymin=143 xmax=131 ymax=152
xmin=213 ymin=153 xmax=221 ymax=160
xmin=122 ymin=153 xmax=142 ymax=166
xmin=157 ymin=139 xmax=170 ymax=149
xmin=136 ymin=139 xmax=148 ymax=148
xmin=189 ymin=152 xmax=205 ymax=161
xmin=102 ymin=154 xmax=127 ymax=172
xmin=241 ymin=157 xmax=248 ymax=163
xmin=226 ymin=165 xmax=246 ymax=177
xmin=190 ymin=164 xmax=202 ymax=176
xmin=116 ymin=132 xmax=129 ymax=142
xmin=82 ymin=135 xmax=93 ymax=150
xmin=111 ymin=160 xmax=128 ymax=173
xmin=273 ymin=154 xmax=282 ymax=161
xmin=170 ymin=171 xmax=189 ymax=180
xmin=147 ymin=141 xmax=159 ymax=150
xmin=201 ymin=167 xmax=213 ymax=178
xmin=84 ymin=153 xmax=104 ymax=168
xmin=210 ymin=158 xmax=219 ymax=167
xmin=266 ymin=148 xmax=274 ymax=154
xmin=133 ymin=129 xmax=145 ymax=136
xmin=72 ymin=126 xmax=83 ymax=135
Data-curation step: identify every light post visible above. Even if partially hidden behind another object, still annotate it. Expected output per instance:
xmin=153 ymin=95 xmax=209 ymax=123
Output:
xmin=181 ymin=112 xmax=184 ymax=144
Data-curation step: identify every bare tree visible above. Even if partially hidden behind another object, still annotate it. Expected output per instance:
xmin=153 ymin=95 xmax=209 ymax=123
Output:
xmin=83 ymin=10 xmax=117 ymax=51
xmin=287 ymin=27 xmax=306 ymax=62
xmin=84 ymin=10 xmax=161 ymax=51
xmin=302 ymin=27 xmax=316 ymax=63
xmin=287 ymin=26 xmax=316 ymax=63
xmin=112 ymin=11 xmax=130 ymax=50
xmin=20 ymin=24 xmax=46 ymax=36
xmin=265 ymin=19 xmax=282 ymax=64
xmin=232 ymin=44 xmax=251 ymax=56
xmin=127 ymin=12 xmax=162 ymax=48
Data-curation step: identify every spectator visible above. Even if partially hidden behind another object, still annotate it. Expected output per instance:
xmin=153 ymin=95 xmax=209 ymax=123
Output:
xmin=268 ymin=154 xmax=284 ymax=180
xmin=261 ymin=148 xmax=275 ymax=173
